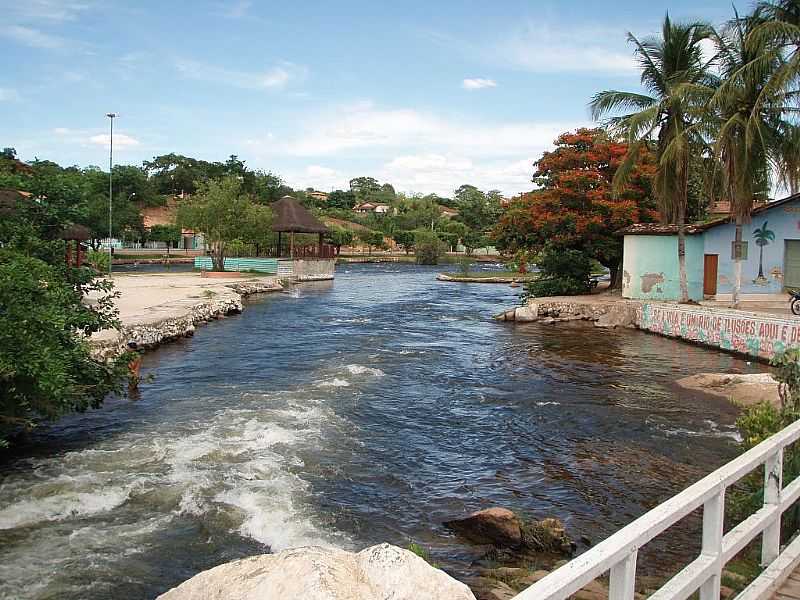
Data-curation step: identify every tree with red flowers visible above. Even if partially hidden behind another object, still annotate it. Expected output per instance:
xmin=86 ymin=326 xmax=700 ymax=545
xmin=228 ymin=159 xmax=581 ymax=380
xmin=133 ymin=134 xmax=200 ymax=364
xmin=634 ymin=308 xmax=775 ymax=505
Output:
xmin=493 ymin=128 xmax=658 ymax=287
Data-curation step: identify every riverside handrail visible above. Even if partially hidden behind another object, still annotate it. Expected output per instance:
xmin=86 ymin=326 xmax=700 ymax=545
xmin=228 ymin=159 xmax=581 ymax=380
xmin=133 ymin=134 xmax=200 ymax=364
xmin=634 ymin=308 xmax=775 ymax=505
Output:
xmin=513 ymin=419 xmax=800 ymax=600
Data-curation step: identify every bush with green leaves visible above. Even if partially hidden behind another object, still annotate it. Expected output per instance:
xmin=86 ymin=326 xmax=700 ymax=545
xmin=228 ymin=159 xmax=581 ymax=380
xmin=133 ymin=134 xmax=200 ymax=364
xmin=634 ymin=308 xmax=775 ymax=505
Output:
xmin=86 ymin=249 xmax=110 ymax=271
xmin=414 ymin=230 xmax=445 ymax=265
xmin=727 ymin=349 xmax=800 ymax=532
xmin=523 ymin=247 xmax=593 ymax=299
xmin=0 ymin=253 xmax=129 ymax=446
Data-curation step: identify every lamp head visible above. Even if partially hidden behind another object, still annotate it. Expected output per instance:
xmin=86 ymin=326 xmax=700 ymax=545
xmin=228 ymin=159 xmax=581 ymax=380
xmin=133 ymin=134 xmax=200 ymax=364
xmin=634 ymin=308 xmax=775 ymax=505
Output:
xmin=106 ymin=112 xmax=117 ymax=119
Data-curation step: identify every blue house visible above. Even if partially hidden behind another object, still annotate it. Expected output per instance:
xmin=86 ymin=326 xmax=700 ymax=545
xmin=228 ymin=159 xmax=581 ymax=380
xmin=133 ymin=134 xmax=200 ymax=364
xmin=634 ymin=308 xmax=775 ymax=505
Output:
xmin=621 ymin=194 xmax=800 ymax=302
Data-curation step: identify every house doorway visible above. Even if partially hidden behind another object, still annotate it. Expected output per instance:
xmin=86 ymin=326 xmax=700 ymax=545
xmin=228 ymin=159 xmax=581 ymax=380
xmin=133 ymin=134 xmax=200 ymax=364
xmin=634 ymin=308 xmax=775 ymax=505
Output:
xmin=785 ymin=240 xmax=800 ymax=290
xmin=703 ymin=254 xmax=718 ymax=297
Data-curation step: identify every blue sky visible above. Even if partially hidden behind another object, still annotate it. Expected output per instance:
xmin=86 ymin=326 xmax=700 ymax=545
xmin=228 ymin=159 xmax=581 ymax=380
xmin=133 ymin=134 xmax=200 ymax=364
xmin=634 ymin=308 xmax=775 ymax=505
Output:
xmin=2 ymin=0 xmax=741 ymax=197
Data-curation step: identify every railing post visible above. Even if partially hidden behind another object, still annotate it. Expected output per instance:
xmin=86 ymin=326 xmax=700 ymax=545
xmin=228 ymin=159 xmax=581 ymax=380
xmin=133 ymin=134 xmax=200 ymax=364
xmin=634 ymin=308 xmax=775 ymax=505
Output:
xmin=762 ymin=449 xmax=784 ymax=566
xmin=700 ymin=488 xmax=725 ymax=600
xmin=609 ymin=551 xmax=637 ymax=600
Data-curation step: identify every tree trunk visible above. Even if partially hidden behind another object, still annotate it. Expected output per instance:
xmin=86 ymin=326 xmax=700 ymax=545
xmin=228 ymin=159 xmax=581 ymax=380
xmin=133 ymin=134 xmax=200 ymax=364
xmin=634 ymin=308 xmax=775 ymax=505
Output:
xmin=608 ymin=262 xmax=621 ymax=290
xmin=732 ymin=218 xmax=743 ymax=308
xmin=212 ymin=242 xmax=225 ymax=271
xmin=677 ymin=201 xmax=689 ymax=303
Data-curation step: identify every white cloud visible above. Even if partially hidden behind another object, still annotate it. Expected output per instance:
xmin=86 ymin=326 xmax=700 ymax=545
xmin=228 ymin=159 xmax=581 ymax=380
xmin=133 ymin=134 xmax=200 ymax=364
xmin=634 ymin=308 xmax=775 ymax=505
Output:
xmin=280 ymin=102 xmax=576 ymax=160
xmin=287 ymin=165 xmax=347 ymax=191
xmin=0 ymin=88 xmax=21 ymax=102
xmin=53 ymin=127 xmax=72 ymax=135
xmin=0 ymin=25 xmax=66 ymax=49
xmin=429 ymin=21 xmax=636 ymax=75
xmin=243 ymin=101 xmax=584 ymax=197
xmin=381 ymin=153 xmax=535 ymax=197
xmin=88 ymin=133 xmax=140 ymax=149
xmin=462 ymin=78 xmax=497 ymax=90
xmin=174 ymin=58 xmax=304 ymax=90
xmin=6 ymin=1 xmax=92 ymax=22
xmin=222 ymin=0 xmax=252 ymax=18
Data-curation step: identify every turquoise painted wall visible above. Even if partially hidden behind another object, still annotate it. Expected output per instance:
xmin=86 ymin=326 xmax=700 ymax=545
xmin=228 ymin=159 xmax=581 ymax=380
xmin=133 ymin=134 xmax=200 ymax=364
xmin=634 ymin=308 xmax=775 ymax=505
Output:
xmin=622 ymin=235 xmax=704 ymax=301
xmin=194 ymin=257 xmax=278 ymax=274
xmin=702 ymin=198 xmax=800 ymax=295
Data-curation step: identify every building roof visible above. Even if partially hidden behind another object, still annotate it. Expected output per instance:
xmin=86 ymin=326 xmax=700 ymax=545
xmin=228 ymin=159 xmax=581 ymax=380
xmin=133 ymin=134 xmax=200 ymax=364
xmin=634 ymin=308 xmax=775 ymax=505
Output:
xmin=620 ymin=193 xmax=800 ymax=236
xmin=59 ymin=224 xmax=91 ymax=241
xmin=354 ymin=202 xmax=377 ymax=210
xmin=271 ymin=195 xmax=329 ymax=234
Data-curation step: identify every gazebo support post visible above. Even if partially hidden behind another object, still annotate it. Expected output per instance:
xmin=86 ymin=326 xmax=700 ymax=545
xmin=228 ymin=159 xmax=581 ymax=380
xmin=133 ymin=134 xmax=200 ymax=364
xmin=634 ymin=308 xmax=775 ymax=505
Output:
xmin=65 ymin=241 xmax=72 ymax=267
xmin=277 ymin=231 xmax=282 ymax=257
xmin=290 ymin=231 xmax=295 ymax=259
xmin=318 ymin=233 xmax=323 ymax=258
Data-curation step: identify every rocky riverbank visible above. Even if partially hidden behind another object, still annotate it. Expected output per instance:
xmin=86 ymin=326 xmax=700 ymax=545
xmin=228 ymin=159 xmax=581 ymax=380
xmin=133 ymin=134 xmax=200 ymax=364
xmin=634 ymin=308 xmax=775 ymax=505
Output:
xmin=90 ymin=274 xmax=283 ymax=359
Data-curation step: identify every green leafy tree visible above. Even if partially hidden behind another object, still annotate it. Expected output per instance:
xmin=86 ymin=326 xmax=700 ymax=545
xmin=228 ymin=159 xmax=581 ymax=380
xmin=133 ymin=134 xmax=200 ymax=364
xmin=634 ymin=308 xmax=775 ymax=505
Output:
xmin=326 ymin=226 xmax=354 ymax=255
xmin=392 ymin=230 xmax=416 ymax=254
xmin=327 ymin=189 xmax=357 ymax=210
xmin=0 ymin=253 xmax=128 ymax=445
xmin=356 ymin=229 xmax=386 ymax=255
xmin=591 ymin=15 xmax=712 ymax=302
xmin=177 ymin=176 xmax=256 ymax=271
xmin=524 ymin=247 xmax=594 ymax=298
xmin=148 ymin=224 xmax=182 ymax=252
xmin=414 ymin=230 xmax=445 ymax=265
xmin=709 ymin=11 xmax=800 ymax=306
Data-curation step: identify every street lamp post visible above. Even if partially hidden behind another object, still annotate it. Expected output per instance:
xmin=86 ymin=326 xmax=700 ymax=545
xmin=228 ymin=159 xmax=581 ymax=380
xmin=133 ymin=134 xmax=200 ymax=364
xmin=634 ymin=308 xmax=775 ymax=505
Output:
xmin=106 ymin=112 xmax=117 ymax=274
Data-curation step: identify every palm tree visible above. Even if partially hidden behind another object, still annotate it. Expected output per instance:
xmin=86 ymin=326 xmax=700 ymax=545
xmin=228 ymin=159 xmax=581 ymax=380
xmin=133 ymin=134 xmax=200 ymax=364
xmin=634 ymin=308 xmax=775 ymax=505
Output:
xmin=710 ymin=10 xmax=800 ymax=306
xmin=590 ymin=15 xmax=712 ymax=303
xmin=753 ymin=221 xmax=776 ymax=280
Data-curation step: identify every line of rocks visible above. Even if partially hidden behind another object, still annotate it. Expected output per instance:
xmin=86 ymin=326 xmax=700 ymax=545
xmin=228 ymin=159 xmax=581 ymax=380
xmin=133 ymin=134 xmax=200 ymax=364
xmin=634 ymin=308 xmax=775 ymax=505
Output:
xmin=90 ymin=280 xmax=282 ymax=360
xmin=494 ymin=298 xmax=640 ymax=329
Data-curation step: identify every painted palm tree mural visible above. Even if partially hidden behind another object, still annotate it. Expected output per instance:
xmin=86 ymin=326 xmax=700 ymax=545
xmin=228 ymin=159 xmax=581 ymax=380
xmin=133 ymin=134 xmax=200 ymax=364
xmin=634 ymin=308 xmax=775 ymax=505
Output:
xmin=753 ymin=221 xmax=776 ymax=283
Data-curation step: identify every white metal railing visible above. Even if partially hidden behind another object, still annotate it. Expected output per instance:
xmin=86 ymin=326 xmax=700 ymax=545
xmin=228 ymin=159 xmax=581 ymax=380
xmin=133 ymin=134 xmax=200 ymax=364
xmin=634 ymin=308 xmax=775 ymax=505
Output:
xmin=513 ymin=419 xmax=800 ymax=600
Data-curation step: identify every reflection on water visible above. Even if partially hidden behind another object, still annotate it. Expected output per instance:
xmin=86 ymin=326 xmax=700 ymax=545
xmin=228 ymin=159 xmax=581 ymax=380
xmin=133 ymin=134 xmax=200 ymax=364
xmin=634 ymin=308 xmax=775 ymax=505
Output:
xmin=0 ymin=264 xmax=762 ymax=599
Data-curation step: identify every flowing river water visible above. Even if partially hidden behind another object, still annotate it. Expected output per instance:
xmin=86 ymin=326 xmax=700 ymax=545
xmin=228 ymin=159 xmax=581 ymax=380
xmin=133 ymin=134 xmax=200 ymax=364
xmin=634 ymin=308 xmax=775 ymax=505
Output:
xmin=0 ymin=263 xmax=764 ymax=599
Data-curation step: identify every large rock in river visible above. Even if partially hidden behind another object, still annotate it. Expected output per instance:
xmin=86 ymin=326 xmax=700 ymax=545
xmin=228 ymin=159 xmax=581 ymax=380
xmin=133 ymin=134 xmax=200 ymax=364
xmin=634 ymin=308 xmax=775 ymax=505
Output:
xmin=156 ymin=543 xmax=476 ymax=600
xmin=444 ymin=507 xmax=523 ymax=548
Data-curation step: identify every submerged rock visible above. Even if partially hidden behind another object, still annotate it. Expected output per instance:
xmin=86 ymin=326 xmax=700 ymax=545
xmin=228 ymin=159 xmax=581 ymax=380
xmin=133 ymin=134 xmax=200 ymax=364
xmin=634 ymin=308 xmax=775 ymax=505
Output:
xmin=521 ymin=517 xmax=574 ymax=554
xmin=444 ymin=507 xmax=523 ymax=548
xmin=156 ymin=543 xmax=476 ymax=600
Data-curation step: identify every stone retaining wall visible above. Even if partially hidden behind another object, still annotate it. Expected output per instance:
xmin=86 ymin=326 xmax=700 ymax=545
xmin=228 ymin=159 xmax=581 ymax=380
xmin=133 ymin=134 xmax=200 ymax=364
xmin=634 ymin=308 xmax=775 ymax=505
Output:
xmin=91 ymin=281 xmax=280 ymax=360
xmin=496 ymin=297 xmax=800 ymax=361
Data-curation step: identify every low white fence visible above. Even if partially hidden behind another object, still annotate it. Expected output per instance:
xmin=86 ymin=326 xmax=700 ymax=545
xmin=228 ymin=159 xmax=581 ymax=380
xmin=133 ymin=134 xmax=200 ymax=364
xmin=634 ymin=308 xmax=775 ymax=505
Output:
xmin=514 ymin=420 xmax=800 ymax=600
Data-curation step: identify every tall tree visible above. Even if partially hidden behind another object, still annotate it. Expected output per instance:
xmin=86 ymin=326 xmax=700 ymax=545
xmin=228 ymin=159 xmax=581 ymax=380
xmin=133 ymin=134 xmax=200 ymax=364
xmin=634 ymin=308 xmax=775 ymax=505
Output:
xmin=710 ymin=10 xmax=800 ymax=306
xmin=492 ymin=128 xmax=658 ymax=286
xmin=590 ymin=15 xmax=712 ymax=302
xmin=178 ymin=176 xmax=262 ymax=271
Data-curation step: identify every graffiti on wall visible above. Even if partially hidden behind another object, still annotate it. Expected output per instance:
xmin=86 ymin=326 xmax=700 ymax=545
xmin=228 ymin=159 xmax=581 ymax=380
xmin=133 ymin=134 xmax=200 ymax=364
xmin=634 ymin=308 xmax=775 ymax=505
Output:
xmin=753 ymin=221 xmax=775 ymax=285
xmin=637 ymin=303 xmax=800 ymax=359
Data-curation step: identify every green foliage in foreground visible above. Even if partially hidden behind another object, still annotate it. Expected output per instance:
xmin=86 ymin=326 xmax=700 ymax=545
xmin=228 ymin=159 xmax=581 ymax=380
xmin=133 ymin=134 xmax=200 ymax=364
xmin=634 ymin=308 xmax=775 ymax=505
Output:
xmin=406 ymin=543 xmax=439 ymax=568
xmin=728 ymin=349 xmax=800 ymax=533
xmin=523 ymin=247 xmax=593 ymax=299
xmin=0 ymin=253 xmax=130 ymax=446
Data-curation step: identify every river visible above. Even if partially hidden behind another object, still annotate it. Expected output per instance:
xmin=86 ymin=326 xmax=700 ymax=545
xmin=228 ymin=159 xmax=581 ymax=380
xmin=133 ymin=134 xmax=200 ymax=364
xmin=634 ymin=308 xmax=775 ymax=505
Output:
xmin=0 ymin=263 xmax=761 ymax=599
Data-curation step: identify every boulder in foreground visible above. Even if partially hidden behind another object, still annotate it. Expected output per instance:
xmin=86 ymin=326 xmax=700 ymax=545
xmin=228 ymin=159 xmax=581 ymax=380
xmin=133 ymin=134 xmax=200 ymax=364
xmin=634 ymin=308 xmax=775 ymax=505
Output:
xmin=156 ymin=543 xmax=476 ymax=600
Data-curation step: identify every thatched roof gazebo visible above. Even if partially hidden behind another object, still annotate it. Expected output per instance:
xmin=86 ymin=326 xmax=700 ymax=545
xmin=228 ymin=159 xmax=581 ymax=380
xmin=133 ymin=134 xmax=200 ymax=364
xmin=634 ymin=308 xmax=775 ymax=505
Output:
xmin=271 ymin=195 xmax=330 ymax=258
xmin=59 ymin=223 xmax=91 ymax=268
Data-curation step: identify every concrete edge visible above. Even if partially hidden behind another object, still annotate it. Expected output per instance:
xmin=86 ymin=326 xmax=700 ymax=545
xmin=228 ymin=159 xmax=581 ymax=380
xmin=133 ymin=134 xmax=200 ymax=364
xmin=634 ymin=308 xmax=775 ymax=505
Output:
xmin=737 ymin=534 xmax=800 ymax=600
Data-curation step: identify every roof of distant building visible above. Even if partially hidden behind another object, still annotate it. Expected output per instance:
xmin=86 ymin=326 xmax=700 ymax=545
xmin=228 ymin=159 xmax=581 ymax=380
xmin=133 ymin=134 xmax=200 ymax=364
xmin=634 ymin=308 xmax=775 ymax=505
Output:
xmin=620 ymin=193 xmax=800 ymax=236
xmin=272 ymin=195 xmax=329 ymax=234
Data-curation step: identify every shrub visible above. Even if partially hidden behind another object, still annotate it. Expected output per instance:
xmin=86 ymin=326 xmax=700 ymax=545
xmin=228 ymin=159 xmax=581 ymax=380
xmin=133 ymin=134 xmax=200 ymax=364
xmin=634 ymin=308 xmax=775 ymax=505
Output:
xmin=727 ymin=349 xmax=800 ymax=532
xmin=86 ymin=249 xmax=110 ymax=271
xmin=523 ymin=247 xmax=592 ymax=299
xmin=414 ymin=230 xmax=445 ymax=265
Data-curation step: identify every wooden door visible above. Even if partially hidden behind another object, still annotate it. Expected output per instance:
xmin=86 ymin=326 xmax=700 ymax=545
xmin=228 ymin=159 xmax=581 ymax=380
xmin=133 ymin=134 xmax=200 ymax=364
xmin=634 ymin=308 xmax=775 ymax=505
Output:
xmin=785 ymin=240 xmax=800 ymax=290
xmin=703 ymin=254 xmax=718 ymax=296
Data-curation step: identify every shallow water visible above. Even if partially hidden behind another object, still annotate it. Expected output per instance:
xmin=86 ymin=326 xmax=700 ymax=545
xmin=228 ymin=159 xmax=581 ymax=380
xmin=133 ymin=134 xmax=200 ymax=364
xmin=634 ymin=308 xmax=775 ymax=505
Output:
xmin=0 ymin=263 xmax=763 ymax=599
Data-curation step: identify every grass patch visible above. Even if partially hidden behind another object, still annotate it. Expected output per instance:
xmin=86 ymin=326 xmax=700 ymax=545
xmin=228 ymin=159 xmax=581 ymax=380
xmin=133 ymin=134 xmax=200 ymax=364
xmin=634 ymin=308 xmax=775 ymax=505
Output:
xmin=406 ymin=543 xmax=440 ymax=568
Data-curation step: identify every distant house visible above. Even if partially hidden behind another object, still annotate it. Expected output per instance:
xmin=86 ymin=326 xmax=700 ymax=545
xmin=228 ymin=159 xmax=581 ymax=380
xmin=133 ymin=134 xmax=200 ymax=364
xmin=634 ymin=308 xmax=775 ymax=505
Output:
xmin=307 ymin=190 xmax=329 ymax=202
xmin=374 ymin=204 xmax=391 ymax=214
xmin=354 ymin=202 xmax=378 ymax=214
xmin=621 ymin=193 xmax=800 ymax=302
